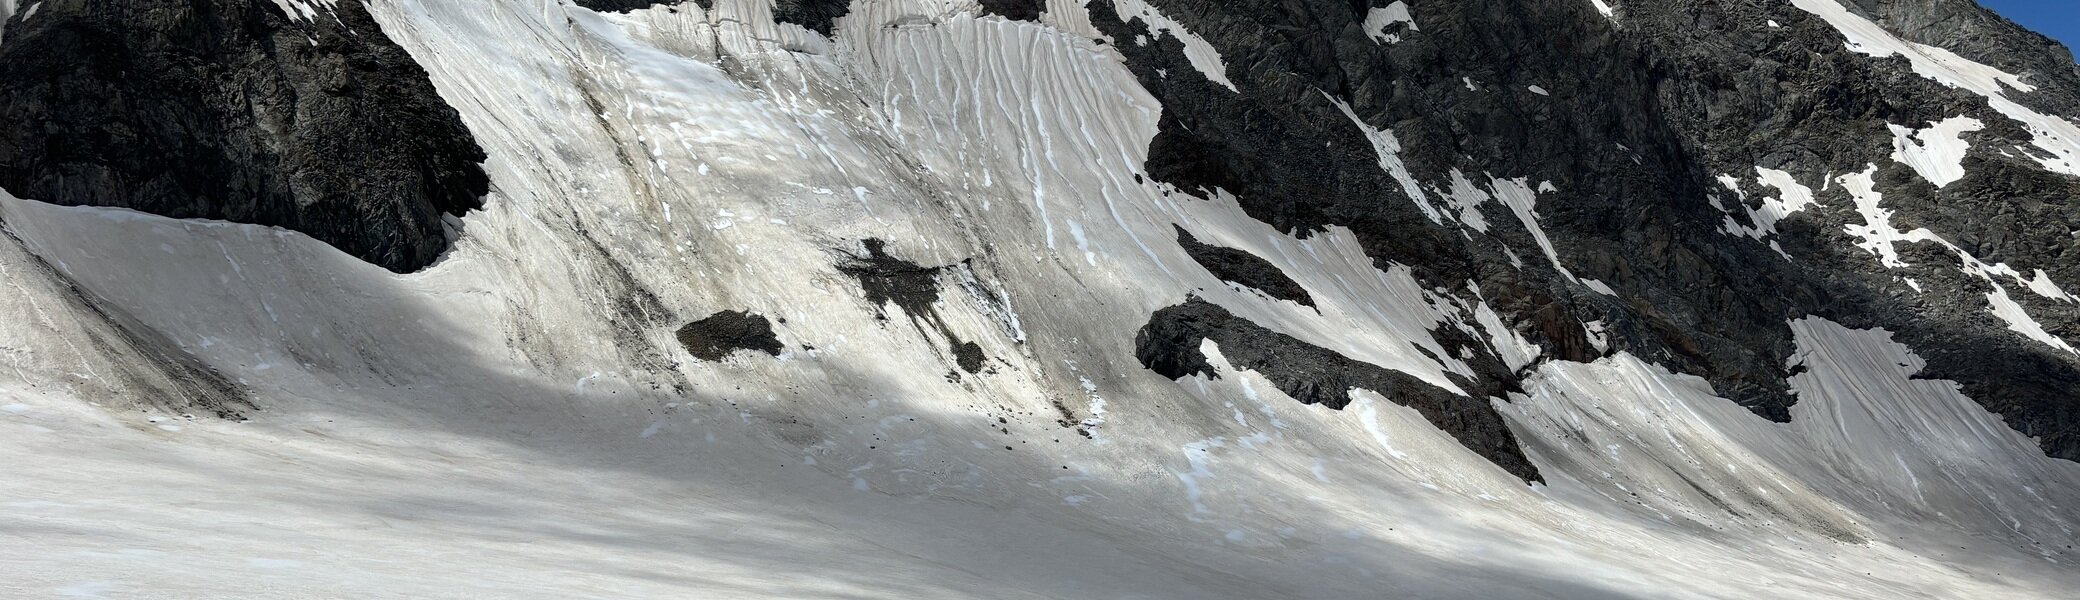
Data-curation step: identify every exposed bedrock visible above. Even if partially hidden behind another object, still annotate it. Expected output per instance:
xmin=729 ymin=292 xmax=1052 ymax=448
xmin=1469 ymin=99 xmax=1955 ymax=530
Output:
xmin=977 ymin=0 xmax=1042 ymax=22
xmin=1174 ymin=225 xmax=1316 ymax=308
xmin=1136 ymin=298 xmax=1542 ymax=483
xmin=0 ymin=0 xmax=488 ymax=273
xmin=1093 ymin=0 xmax=2080 ymax=459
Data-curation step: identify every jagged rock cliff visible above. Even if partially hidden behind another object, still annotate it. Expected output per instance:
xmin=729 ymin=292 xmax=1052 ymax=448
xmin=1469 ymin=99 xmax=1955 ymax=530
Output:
xmin=0 ymin=0 xmax=487 ymax=272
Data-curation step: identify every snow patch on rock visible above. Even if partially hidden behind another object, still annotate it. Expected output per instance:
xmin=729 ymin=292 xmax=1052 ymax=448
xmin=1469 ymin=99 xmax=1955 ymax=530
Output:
xmin=1889 ymin=116 xmax=1983 ymax=188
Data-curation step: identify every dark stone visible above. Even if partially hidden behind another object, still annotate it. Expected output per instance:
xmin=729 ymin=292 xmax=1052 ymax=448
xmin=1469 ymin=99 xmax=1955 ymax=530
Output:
xmin=952 ymin=340 xmax=986 ymax=373
xmin=1136 ymin=297 xmax=1542 ymax=483
xmin=675 ymin=310 xmax=783 ymax=361
xmin=838 ymin=238 xmax=944 ymax=321
xmin=0 ymin=0 xmax=488 ymax=273
xmin=1175 ymin=225 xmax=1315 ymax=307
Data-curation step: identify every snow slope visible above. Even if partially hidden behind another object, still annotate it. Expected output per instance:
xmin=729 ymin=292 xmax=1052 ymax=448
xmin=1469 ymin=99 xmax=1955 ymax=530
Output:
xmin=2 ymin=0 xmax=2077 ymax=597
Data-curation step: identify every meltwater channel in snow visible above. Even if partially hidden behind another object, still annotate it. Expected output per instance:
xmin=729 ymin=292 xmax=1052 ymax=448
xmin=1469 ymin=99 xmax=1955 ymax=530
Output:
xmin=1 ymin=0 xmax=2078 ymax=598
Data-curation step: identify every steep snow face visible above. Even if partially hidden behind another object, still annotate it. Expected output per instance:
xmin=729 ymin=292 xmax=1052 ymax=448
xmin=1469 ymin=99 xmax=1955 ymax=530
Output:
xmin=1 ymin=0 xmax=2077 ymax=597
xmin=1512 ymin=317 xmax=2080 ymax=573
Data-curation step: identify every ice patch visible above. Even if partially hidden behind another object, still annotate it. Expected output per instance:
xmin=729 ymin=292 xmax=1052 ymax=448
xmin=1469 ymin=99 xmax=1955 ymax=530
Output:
xmin=1889 ymin=116 xmax=1982 ymax=188
xmin=1177 ymin=437 xmax=1225 ymax=514
xmin=1492 ymin=177 xmax=1601 ymax=292
xmin=1355 ymin=399 xmax=1410 ymax=460
xmin=56 ymin=581 xmax=122 ymax=598
xmin=1986 ymin=287 xmax=2078 ymax=354
xmin=1582 ymin=319 xmax=1609 ymax=353
xmin=1473 ymin=299 xmax=1538 ymax=370
xmin=1363 ymin=2 xmax=1416 ymax=44
xmin=1589 ymin=0 xmax=1616 ymax=21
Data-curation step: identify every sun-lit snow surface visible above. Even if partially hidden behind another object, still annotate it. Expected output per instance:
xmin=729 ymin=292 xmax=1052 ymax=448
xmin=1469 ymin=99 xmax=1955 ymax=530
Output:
xmin=2 ymin=0 xmax=2078 ymax=597
xmin=1890 ymin=115 xmax=1984 ymax=188
xmin=1363 ymin=1 xmax=1416 ymax=44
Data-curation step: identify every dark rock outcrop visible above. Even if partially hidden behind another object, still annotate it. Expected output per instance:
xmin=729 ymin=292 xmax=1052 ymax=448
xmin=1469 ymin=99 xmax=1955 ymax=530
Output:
xmin=575 ymin=0 xmax=710 ymax=13
xmin=772 ymin=0 xmax=852 ymax=36
xmin=952 ymin=340 xmax=986 ymax=373
xmin=676 ymin=310 xmax=784 ymax=361
xmin=1840 ymin=0 xmax=2080 ymax=117
xmin=1136 ymin=298 xmax=1541 ymax=482
xmin=839 ymin=238 xmax=945 ymax=321
xmin=0 ymin=0 xmax=488 ymax=273
xmin=1175 ymin=225 xmax=1315 ymax=308
xmin=977 ymin=0 xmax=1042 ymax=22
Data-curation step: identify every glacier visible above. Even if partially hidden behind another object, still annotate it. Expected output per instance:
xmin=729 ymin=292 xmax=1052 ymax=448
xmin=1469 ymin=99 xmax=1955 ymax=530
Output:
xmin=1 ymin=0 xmax=2077 ymax=598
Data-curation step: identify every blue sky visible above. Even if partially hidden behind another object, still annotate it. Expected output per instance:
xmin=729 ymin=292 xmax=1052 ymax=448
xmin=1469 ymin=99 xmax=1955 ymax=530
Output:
xmin=1977 ymin=0 xmax=2080 ymax=59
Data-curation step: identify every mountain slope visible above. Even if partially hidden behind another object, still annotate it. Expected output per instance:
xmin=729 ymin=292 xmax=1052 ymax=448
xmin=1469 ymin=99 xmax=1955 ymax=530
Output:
xmin=0 ymin=0 xmax=2076 ymax=597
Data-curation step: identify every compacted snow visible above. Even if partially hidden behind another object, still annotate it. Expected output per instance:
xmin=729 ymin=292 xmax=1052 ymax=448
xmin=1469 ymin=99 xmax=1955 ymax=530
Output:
xmin=2 ymin=1 xmax=2078 ymax=598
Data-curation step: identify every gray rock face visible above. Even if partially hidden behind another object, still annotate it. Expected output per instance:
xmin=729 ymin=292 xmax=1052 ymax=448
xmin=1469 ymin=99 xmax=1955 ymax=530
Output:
xmin=1174 ymin=225 xmax=1315 ymax=308
xmin=1086 ymin=0 xmax=2080 ymax=460
xmin=1842 ymin=0 xmax=2080 ymax=116
xmin=1137 ymin=298 xmax=1540 ymax=482
xmin=0 ymin=0 xmax=488 ymax=273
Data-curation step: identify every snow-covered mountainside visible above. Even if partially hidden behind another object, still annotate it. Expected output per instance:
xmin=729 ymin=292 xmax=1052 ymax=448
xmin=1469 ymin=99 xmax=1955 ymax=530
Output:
xmin=1 ymin=0 xmax=2077 ymax=597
